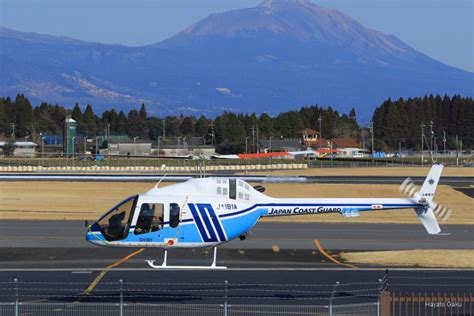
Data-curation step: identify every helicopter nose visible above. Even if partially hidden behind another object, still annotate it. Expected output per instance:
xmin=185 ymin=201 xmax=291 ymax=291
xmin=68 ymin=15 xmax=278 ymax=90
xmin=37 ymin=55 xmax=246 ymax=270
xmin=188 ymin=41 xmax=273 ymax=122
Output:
xmin=85 ymin=223 xmax=105 ymax=246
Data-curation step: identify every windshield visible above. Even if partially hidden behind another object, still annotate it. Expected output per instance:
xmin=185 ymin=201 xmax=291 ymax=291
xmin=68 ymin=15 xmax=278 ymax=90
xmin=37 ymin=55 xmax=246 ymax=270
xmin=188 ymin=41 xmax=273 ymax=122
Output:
xmin=98 ymin=195 xmax=137 ymax=241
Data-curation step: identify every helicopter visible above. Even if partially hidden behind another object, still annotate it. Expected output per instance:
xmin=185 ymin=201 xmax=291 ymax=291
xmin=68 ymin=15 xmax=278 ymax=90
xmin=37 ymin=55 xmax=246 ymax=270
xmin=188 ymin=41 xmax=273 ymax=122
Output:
xmin=86 ymin=164 xmax=451 ymax=269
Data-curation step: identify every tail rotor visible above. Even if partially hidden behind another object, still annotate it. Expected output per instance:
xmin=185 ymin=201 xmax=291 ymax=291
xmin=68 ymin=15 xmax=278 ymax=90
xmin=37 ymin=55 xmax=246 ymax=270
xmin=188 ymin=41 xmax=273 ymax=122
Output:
xmin=431 ymin=202 xmax=452 ymax=223
xmin=400 ymin=177 xmax=418 ymax=198
xmin=399 ymin=173 xmax=453 ymax=224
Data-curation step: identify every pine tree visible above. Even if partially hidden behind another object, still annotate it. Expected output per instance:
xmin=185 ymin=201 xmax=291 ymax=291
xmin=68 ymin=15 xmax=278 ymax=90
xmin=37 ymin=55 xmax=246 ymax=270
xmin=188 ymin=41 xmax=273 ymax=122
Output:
xmin=83 ymin=105 xmax=97 ymax=136
xmin=195 ymin=116 xmax=210 ymax=138
xmin=71 ymin=103 xmax=83 ymax=122
xmin=117 ymin=111 xmax=127 ymax=135
xmin=139 ymin=104 xmax=147 ymax=120
xmin=349 ymin=107 xmax=356 ymax=119
xmin=126 ymin=109 xmax=141 ymax=138
xmin=179 ymin=117 xmax=195 ymax=136
xmin=258 ymin=112 xmax=273 ymax=138
xmin=13 ymin=94 xmax=34 ymax=137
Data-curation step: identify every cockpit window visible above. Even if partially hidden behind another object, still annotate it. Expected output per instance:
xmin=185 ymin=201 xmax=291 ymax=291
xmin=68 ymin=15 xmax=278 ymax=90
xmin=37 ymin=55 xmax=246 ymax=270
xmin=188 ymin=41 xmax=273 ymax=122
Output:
xmin=135 ymin=203 xmax=164 ymax=235
xmin=98 ymin=196 xmax=137 ymax=241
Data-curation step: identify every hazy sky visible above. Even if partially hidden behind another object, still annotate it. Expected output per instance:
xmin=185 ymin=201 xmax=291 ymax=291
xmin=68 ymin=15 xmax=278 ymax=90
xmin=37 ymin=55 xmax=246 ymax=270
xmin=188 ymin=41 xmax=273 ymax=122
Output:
xmin=1 ymin=0 xmax=473 ymax=72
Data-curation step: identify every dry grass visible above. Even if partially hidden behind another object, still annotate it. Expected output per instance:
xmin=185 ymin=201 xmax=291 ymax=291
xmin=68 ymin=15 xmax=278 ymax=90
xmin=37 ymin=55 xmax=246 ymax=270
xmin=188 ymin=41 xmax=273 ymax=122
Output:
xmin=0 ymin=181 xmax=472 ymax=223
xmin=0 ymin=181 xmax=155 ymax=221
xmin=243 ymin=166 xmax=473 ymax=177
xmin=340 ymin=250 xmax=474 ymax=268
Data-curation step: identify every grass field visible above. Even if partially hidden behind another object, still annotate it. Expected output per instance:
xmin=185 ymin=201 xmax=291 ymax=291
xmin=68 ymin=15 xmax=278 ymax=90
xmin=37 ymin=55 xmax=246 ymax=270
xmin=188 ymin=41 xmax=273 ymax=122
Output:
xmin=340 ymin=250 xmax=474 ymax=268
xmin=0 ymin=181 xmax=471 ymax=223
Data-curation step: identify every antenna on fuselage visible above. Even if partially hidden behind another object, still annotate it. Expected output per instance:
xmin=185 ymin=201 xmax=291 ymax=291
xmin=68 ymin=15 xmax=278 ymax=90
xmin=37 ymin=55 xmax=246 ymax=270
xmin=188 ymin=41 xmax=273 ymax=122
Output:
xmin=153 ymin=173 xmax=167 ymax=189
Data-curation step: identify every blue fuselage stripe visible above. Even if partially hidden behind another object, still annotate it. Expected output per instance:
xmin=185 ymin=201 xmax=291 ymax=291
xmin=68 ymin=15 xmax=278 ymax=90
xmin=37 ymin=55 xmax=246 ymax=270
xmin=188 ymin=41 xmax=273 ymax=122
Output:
xmin=203 ymin=203 xmax=226 ymax=241
xmin=188 ymin=203 xmax=209 ymax=242
xmin=198 ymin=204 xmax=218 ymax=242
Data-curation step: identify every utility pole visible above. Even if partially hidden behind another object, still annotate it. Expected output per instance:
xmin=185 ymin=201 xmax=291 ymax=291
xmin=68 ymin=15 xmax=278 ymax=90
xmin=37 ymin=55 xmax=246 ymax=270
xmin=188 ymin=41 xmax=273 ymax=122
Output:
xmin=317 ymin=114 xmax=322 ymax=145
xmin=420 ymin=122 xmax=425 ymax=165
xmin=162 ymin=118 xmax=166 ymax=138
xmin=40 ymin=133 xmax=45 ymax=162
xmin=256 ymin=123 xmax=259 ymax=153
xmin=133 ymin=136 xmax=139 ymax=156
xmin=24 ymin=135 xmax=30 ymax=162
xmin=429 ymin=121 xmax=434 ymax=160
xmin=71 ymin=137 xmax=76 ymax=167
xmin=106 ymin=124 xmax=110 ymax=155
xmin=443 ymin=131 xmax=446 ymax=155
xmin=157 ymin=136 xmax=161 ymax=154
xmin=456 ymin=135 xmax=459 ymax=166
xmin=370 ymin=121 xmax=374 ymax=163
xmin=245 ymin=137 xmax=249 ymax=154
xmin=11 ymin=123 xmax=16 ymax=140
xmin=250 ymin=126 xmax=256 ymax=153
xmin=210 ymin=120 xmax=215 ymax=147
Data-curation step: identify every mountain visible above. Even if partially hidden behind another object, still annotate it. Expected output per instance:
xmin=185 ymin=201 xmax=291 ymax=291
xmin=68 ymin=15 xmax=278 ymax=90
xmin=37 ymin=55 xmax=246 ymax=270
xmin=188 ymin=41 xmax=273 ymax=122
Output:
xmin=1 ymin=0 xmax=472 ymax=119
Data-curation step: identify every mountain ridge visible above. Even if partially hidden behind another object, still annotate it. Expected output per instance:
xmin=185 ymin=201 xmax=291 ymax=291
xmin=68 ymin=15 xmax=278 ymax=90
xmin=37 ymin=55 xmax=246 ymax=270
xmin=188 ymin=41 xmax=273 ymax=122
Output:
xmin=0 ymin=0 xmax=472 ymax=119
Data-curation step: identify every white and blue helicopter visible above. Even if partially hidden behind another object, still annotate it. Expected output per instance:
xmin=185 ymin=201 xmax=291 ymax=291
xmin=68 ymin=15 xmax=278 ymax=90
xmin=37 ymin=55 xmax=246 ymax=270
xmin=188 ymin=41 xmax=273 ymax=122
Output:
xmin=86 ymin=164 xmax=451 ymax=269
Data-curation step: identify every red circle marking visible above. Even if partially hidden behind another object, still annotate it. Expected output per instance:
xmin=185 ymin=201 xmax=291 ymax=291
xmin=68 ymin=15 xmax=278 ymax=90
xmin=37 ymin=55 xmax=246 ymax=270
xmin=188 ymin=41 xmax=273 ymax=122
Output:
xmin=168 ymin=240 xmax=174 ymax=246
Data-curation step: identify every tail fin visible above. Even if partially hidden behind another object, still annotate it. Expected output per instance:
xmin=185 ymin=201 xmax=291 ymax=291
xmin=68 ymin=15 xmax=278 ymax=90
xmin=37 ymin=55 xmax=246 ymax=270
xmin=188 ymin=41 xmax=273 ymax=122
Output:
xmin=416 ymin=164 xmax=444 ymax=234
xmin=418 ymin=164 xmax=443 ymax=203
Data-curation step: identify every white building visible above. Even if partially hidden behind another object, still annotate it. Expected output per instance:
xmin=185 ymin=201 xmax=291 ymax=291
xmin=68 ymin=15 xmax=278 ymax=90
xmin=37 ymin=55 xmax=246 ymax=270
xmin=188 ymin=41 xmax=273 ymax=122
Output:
xmin=0 ymin=141 xmax=38 ymax=157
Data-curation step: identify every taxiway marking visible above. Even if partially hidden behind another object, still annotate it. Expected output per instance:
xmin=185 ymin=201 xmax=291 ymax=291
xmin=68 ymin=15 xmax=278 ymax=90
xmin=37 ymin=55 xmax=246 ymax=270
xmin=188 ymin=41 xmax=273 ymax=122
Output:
xmin=81 ymin=248 xmax=145 ymax=296
xmin=313 ymin=239 xmax=357 ymax=269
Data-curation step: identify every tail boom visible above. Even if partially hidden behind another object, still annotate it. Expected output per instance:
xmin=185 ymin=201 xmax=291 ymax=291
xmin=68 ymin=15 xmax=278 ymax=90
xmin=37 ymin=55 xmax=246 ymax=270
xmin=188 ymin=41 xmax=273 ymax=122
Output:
xmin=263 ymin=198 xmax=420 ymax=217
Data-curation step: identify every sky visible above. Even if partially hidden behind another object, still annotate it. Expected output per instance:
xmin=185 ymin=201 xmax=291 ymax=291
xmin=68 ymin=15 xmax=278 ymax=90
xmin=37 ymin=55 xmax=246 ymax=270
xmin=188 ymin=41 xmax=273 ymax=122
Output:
xmin=0 ymin=0 xmax=473 ymax=72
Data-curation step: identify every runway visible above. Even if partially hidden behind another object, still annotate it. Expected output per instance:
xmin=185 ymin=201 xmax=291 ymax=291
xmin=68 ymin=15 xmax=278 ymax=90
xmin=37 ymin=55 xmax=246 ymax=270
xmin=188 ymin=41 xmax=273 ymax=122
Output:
xmin=0 ymin=173 xmax=472 ymax=186
xmin=0 ymin=221 xmax=472 ymax=305
xmin=0 ymin=221 xmax=471 ymax=270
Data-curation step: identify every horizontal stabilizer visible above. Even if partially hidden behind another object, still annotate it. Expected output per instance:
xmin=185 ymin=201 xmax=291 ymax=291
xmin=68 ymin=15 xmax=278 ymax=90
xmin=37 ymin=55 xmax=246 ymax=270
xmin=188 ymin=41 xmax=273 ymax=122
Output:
xmin=415 ymin=207 xmax=441 ymax=234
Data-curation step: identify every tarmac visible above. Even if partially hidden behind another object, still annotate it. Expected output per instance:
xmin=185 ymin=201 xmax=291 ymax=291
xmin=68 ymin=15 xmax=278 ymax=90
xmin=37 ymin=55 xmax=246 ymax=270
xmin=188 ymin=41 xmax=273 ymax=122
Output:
xmin=0 ymin=221 xmax=472 ymax=270
xmin=0 ymin=221 xmax=472 ymax=305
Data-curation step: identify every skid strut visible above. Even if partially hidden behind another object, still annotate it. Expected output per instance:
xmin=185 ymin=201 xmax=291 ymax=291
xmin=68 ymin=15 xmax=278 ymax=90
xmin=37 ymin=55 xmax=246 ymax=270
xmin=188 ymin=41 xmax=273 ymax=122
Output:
xmin=146 ymin=247 xmax=226 ymax=270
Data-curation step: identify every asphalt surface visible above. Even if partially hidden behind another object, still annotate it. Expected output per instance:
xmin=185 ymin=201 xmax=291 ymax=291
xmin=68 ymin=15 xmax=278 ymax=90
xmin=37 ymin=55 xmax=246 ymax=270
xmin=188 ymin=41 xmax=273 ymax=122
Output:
xmin=0 ymin=221 xmax=472 ymax=270
xmin=0 ymin=173 xmax=473 ymax=186
xmin=0 ymin=221 xmax=472 ymax=307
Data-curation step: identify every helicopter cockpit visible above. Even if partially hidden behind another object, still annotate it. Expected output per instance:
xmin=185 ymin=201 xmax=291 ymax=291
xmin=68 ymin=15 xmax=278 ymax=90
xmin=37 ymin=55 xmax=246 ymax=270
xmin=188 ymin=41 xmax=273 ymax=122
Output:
xmin=96 ymin=195 xmax=137 ymax=241
xmin=89 ymin=194 xmax=182 ymax=243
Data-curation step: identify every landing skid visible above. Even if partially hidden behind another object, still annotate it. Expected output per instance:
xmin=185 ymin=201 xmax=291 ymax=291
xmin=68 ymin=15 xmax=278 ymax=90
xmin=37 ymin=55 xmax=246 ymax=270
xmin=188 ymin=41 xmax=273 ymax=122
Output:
xmin=146 ymin=247 xmax=227 ymax=270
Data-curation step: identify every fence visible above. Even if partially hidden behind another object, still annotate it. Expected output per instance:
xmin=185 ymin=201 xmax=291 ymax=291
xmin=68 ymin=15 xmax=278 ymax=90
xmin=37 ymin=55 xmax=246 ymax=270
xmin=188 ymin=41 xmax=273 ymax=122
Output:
xmin=381 ymin=291 xmax=473 ymax=316
xmin=381 ymin=270 xmax=474 ymax=316
xmin=0 ymin=151 xmax=471 ymax=170
xmin=0 ymin=302 xmax=380 ymax=316
xmin=1 ymin=273 xmax=472 ymax=315
xmin=0 ymin=278 xmax=384 ymax=316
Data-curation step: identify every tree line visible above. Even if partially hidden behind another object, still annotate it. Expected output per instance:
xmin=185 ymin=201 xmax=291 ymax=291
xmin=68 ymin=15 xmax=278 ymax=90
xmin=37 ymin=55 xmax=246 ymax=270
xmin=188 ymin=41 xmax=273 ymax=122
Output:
xmin=372 ymin=94 xmax=473 ymax=150
xmin=0 ymin=94 xmax=472 ymax=153
xmin=0 ymin=95 xmax=359 ymax=153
